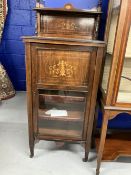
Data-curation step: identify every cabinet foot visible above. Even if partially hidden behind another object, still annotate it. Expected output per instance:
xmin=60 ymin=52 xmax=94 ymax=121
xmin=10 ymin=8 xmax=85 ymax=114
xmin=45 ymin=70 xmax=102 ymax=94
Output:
xmin=96 ymin=169 xmax=100 ymax=175
xmin=82 ymin=157 xmax=88 ymax=162
xmin=83 ymin=151 xmax=89 ymax=162
xmin=30 ymin=148 xmax=34 ymax=158
xmin=30 ymin=153 xmax=34 ymax=158
xmin=29 ymin=141 xmax=34 ymax=158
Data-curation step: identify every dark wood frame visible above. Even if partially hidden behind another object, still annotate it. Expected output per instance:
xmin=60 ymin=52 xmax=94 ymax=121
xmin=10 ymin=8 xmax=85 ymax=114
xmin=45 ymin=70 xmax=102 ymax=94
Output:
xmin=96 ymin=0 xmax=131 ymax=174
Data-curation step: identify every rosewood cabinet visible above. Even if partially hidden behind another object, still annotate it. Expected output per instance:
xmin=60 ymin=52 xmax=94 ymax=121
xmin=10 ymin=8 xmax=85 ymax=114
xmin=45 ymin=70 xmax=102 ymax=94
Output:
xmin=23 ymin=3 xmax=105 ymax=160
xmin=96 ymin=0 xmax=131 ymax=174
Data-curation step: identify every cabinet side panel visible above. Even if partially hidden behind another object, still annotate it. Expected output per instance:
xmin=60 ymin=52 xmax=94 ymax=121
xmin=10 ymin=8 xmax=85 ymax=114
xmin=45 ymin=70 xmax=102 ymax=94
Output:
xmin=25 ymin=43 xmax=34 ymax=151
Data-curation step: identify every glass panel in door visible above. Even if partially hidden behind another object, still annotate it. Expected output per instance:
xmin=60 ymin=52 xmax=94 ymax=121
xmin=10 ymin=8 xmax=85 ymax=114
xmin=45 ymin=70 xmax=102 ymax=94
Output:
xmin=102 ymin=0 xmax=121 ymax=93
xmin=117 ymin=26 xmax=131 ymax=103
xmin=38 ymin=89 xmax=87 ymax=139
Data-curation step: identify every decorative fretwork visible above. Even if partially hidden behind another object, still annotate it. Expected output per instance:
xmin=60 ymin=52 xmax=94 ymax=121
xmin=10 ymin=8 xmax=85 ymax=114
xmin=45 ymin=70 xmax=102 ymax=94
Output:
xmin=94 ymin=0 xmax=102 ymax=39
xmin=36 ymin=0 xmax=45 ymax=7
xmin=97 ymin=0 xmax=102 ymax=12
xmin=49 ymin=60 xmax=76 ymax=78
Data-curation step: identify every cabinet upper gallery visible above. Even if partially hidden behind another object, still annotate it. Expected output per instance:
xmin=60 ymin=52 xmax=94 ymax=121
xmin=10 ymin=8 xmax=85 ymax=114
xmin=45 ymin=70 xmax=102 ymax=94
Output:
xmin=34 ymin=3 xmax=102 ymax=40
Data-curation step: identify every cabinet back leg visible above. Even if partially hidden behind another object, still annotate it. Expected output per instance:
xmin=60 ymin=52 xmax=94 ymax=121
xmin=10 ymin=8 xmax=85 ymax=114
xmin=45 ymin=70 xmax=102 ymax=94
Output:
xmin=29 ymin=139 xmax=34 ymax=158
xmin=83 ymin=144 xmax=89 ymax=162
xmin=96 ymin=111 xmax=109 ymax=175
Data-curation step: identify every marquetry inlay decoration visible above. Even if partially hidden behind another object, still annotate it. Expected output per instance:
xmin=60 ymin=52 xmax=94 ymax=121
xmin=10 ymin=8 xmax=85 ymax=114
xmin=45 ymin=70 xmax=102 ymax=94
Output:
xmin=57 ymin=21 xmax=78 ymax=31
xmin=64 ymin=3 xmax=74 ymax=10
xmin=49 ymin=60 xmax=76 ymax=78
xmin=42 ymin=16 xmax=95 ymax=36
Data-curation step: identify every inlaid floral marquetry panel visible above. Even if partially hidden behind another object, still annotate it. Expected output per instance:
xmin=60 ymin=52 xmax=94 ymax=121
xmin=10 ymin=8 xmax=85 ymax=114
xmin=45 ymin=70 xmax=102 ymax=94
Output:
xmin=37 ymin=49 xmax=90 ymax=86
xmin=49 ymin=60 xmax=77 ymax=78
xmin=32 ymin=45 xmax=93 ymax=88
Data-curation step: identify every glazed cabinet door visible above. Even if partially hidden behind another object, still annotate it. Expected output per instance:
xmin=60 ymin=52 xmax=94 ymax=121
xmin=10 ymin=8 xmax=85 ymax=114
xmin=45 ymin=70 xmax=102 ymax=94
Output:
xmin=112 ymin=0 xmax=131 ymax=106
xmin=30 ymin=43 xmax=97 ymax=141
xmin=117 ymin=26 xmax=131 ymax=104
xmin=102 ymin=0 xmax=121 ymax=94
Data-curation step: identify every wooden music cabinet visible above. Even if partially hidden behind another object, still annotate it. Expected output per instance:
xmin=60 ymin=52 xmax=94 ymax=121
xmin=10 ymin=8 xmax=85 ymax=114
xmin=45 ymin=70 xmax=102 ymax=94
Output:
xmin=23 ymin=3 xmax=105 ymax=160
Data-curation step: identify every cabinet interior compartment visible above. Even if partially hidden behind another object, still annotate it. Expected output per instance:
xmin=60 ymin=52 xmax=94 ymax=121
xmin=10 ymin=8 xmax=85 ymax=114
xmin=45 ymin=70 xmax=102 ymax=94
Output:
xmin=37 ymin=89 xmax=87 ymax=138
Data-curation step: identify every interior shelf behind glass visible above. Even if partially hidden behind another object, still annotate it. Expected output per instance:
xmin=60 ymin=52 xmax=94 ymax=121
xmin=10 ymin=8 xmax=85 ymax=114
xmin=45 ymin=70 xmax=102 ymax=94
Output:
xmin=37 ymin=89 xmax=87 ymax=138
xmin=38 ymin=90 xmax=86 ymax=122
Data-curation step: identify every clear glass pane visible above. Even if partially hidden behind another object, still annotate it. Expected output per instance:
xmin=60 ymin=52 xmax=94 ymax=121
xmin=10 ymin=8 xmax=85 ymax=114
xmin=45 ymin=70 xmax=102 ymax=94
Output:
xmin=117 ymin=27 xmax=131 ymax=103
xmin=102 ymin=0 xmax=120 ymax=92
xmin=38 ymin=89 xmax=86 ymax=139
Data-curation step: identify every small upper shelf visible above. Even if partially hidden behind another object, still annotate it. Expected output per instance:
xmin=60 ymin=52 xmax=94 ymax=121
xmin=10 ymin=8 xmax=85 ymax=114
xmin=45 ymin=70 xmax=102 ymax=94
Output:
xmin=34 ymin=3 xmax=102 ymax=40
xmin=34 ymin=3 xmax=102 ymax=15
xmin=34 ymin=7 xmax=102 ymax=15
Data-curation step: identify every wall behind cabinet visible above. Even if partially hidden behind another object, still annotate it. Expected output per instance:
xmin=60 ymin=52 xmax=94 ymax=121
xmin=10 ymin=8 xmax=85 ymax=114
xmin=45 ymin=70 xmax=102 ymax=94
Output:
xmin=0 ymin=0 xmax=108 ymax=90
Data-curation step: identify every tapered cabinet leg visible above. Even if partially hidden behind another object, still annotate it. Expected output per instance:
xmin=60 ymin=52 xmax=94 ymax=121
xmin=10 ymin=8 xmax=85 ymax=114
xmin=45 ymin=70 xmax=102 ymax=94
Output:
xmin=83 ymin=130 xmax=94 ymax=162
xmin=96 ymin=111 xmax=109 ymax=175
xmin=29 ymin=143 xmax=34 ymax=158
xmin=29 ymin=138 xmax=35 ymax=158
xmin=82 ymin=142 xmax=89 ymax=162
xmin=83 ymin=151 xmax=90 ymax=162
xmin=83 ymin=107 xmax=98 ymax=162
xmin=82 ymin=133 xmax=93 ymax=162
xmin=92 ymin=103 xmax=99 ymax=149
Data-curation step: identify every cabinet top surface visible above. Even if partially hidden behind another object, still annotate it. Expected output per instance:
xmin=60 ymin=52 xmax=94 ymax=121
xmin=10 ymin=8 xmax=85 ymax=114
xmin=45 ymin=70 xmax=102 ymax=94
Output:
xmin=22 ymin=36 xmax=106 ymax=47
xmin=34 ymin=7 xmax=102 ymax=15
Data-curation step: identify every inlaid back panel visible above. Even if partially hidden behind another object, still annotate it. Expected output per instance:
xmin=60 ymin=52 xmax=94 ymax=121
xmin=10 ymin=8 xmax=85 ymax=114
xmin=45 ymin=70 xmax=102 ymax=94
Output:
xmin=40 ymin=15 xmax=96 ymax=39
xmin=35 ymin=4 xmax=101 ymax=40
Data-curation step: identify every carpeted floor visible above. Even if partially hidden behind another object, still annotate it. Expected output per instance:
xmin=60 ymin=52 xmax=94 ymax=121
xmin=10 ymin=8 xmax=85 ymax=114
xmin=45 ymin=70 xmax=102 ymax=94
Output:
xmin=0 ymin=92 xmax=131 ymax=175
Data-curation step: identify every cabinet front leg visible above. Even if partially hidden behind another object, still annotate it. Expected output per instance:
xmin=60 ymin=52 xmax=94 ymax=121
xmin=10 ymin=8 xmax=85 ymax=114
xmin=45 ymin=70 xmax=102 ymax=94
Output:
xmin=83 ymin=111 xmax=96 ymax=162
xmin=83 ymin=145 xmax=89 ymax=162
xmin=92 ymin=102 xmax=99 ymax=149
xmin=29 ymin=138 xmax=35 ymax=158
